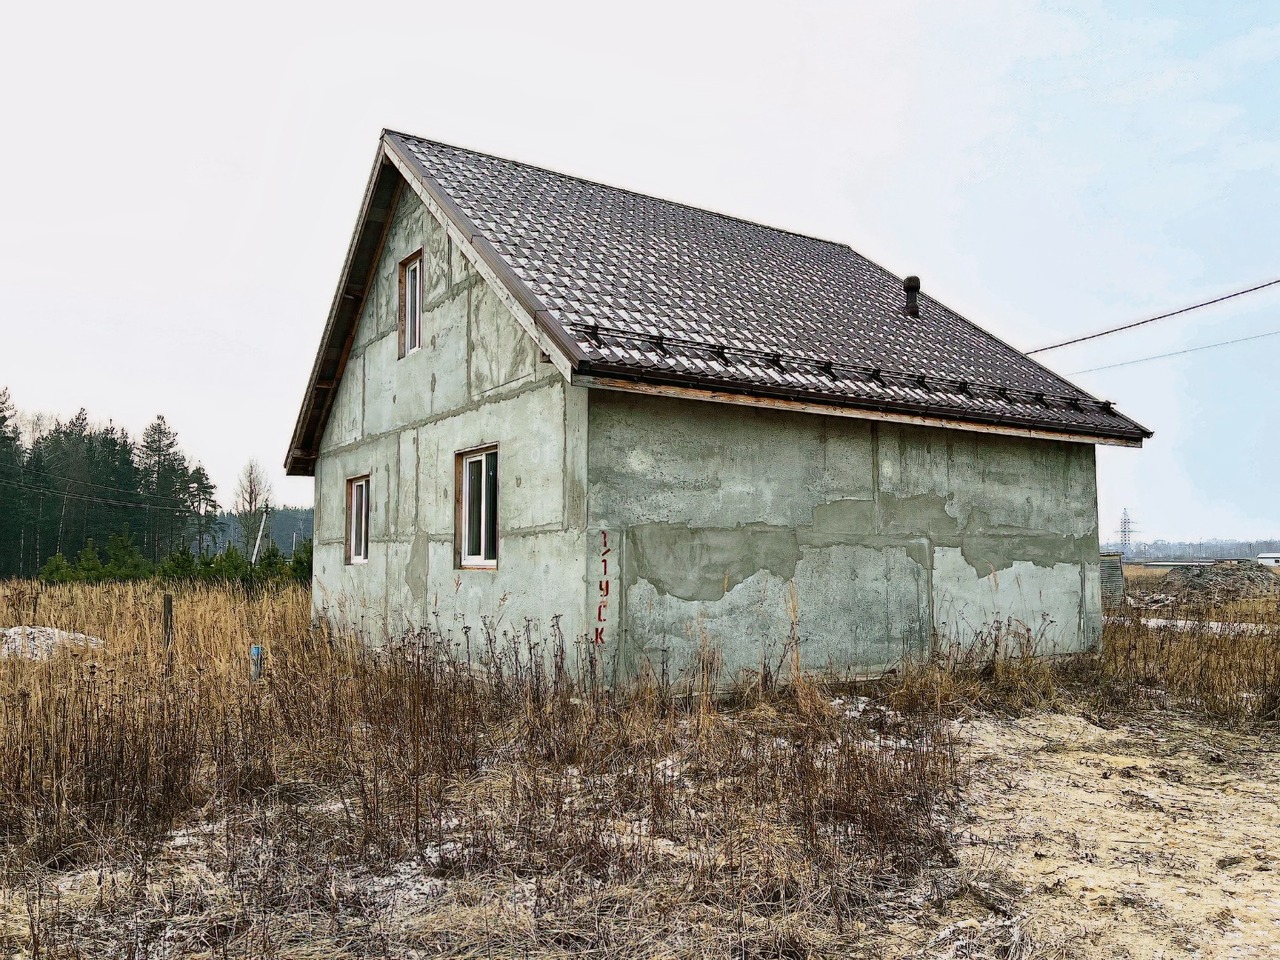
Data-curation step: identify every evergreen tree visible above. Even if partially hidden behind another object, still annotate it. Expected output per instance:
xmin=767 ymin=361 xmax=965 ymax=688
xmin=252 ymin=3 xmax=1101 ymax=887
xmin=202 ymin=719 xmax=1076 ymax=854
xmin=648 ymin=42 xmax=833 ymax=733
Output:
xmin=85 ymin=423 xmax=144 ymax=551
xmin=19 ymin=441 xmax=57 ymax=576
xmin=42 ymin=409 xmax=92 ymax=560
xmin=0 ymin=389 xmax=24 ymax=577
xmin=187 ymin=464 xmax=220 ymax=556
xmin=137 ymin=416 xmax=195 ymax=561
xmin=0 ymin=394 xmax=221 ymax=579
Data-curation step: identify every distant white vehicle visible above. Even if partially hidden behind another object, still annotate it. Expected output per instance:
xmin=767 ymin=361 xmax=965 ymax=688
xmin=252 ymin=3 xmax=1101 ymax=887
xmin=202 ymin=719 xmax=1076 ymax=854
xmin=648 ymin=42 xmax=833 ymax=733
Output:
xmin=1258 ymin=554 xmax=1280 ymax=567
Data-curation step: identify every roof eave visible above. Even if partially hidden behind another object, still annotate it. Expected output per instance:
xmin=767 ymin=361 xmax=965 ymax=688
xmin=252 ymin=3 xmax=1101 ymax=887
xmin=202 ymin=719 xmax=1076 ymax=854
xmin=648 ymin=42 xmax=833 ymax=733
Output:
xmin=285 ymin=145 xmax=403 ymax=476
xmin=573 ymin=363 xmax=1150 ymax=448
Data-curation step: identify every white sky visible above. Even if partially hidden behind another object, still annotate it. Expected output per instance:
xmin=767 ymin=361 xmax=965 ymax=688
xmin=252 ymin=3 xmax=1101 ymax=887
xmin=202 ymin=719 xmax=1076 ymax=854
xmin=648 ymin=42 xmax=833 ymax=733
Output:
xmin=2 ymin=1 xmax=1277 ymax=542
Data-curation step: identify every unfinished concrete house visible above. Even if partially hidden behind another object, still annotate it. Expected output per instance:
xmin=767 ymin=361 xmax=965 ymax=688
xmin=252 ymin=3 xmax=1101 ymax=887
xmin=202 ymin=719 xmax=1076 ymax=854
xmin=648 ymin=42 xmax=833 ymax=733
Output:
xmin=285 ymin=130 xmax=1151 ymax=677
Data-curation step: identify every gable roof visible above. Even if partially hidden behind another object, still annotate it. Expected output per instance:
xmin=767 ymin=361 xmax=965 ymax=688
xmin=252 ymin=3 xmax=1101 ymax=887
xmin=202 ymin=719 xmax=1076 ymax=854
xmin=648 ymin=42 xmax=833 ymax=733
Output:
xmin=286 ymin=131 xmax=1149 ymax=475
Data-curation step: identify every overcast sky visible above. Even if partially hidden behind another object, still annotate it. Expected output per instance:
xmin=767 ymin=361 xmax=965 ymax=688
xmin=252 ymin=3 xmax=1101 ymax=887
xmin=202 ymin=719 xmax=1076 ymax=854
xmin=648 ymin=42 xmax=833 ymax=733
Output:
xmin=2 ymin=1 xmax=1277 ymax=542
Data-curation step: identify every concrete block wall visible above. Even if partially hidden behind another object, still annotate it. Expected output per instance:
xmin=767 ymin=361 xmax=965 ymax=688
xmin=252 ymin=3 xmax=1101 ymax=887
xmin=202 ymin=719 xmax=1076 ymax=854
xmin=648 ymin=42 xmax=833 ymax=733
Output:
xmin=313 ymin=187 xmax=589 ymax=645
xmin=586 ymin=391 xmax=1102 ymax=681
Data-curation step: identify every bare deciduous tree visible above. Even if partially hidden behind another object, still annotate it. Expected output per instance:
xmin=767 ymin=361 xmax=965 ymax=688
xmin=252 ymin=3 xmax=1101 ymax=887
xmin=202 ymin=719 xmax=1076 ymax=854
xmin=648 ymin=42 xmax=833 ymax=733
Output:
xmin=233 ymin=460 xmax=273 ymax=553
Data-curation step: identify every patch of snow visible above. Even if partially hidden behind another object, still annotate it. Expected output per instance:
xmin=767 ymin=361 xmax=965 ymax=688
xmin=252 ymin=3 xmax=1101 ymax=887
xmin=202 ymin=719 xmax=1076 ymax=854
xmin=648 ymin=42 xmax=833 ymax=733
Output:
xmin=359 ymin=861 xmax=448 ymax=912
xmin=1107 ymin=616 xmax=1270 ymax=635
xmin=831 ymin=695 xmax=872 ymax=718
xmin=0 ymin=626 xmax=100 ymax=660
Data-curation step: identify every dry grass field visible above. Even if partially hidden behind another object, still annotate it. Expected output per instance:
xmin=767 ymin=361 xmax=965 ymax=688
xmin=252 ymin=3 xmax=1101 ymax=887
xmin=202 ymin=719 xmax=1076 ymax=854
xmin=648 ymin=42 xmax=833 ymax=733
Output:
xmin=1 ymin=581 xmax=1279 ymax=958
xmin=1122 ymin=563 xmax=1168 ymax=587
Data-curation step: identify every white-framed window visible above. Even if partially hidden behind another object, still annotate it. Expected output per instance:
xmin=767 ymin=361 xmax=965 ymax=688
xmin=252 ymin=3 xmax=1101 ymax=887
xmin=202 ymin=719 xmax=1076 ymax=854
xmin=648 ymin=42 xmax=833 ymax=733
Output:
xmin=400 ymin=251 xmax=423 ymax=356
xmin=457 ymin=447 xmax=498 ymax=568
xmin=346 ymin=475 xmax=370 ymax=564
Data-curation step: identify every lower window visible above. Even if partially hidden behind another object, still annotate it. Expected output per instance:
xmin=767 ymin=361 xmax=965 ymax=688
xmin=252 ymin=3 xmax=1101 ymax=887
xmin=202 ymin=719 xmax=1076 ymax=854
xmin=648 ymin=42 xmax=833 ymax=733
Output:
xmin=346 ymin=475 xmax=370 ymax=564
xmin=458 ymin=447 xmax=498 ymax=567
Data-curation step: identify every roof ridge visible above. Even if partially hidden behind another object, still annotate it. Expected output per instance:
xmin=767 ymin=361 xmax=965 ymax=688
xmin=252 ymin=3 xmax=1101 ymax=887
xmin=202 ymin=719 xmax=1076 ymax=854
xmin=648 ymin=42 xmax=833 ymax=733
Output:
xmin=384 ymin=129 xmax=856 ymax=251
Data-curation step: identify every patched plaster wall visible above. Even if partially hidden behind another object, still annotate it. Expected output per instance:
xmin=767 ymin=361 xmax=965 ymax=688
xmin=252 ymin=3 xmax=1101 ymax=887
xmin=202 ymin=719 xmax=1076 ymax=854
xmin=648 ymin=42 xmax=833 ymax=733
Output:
xmin=587 ymin=391 xmax=1102 ymax=681
xmin=313 ymin=185 xmax=589 ymax=645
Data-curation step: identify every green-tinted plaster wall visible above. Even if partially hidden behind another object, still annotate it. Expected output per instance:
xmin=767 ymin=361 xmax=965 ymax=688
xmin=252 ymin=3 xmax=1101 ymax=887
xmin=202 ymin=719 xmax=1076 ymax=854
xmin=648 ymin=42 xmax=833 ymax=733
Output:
xmin=313 ymin=183 xmax=590 ymax=644
xmin=312 ymin=178 xmax=1104 ymax=679
xmin=586 ymin=391 xmax=1102 ymax=681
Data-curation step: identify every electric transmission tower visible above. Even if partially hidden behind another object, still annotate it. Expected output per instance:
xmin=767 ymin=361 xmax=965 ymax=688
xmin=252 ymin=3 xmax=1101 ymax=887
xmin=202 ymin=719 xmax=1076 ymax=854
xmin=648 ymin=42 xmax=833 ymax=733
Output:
xmin=1118 ymin=509 xmax=1137 ymax=555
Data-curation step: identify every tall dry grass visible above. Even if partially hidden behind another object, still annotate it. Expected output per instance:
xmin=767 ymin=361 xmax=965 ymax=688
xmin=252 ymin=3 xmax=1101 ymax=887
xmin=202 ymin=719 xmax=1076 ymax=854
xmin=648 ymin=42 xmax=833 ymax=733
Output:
xmin=0 ymin=581 xmax=961 ymax=958
xmin=873 ymin=610 xmax=1280 ymax=726
xmin=8 ymin=581 xmax=1274 ymax=955
xmin=0 ymin=582 xmax=313 ymax=859
xmin=1090 ymin=613 xmax=1280 ymax=721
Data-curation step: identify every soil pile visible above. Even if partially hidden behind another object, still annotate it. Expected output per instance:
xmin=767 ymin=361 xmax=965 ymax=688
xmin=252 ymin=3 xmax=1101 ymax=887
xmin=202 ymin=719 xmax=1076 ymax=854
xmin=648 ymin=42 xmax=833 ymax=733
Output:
xmin=1160 ymin=563 xmax=1279 ymax=603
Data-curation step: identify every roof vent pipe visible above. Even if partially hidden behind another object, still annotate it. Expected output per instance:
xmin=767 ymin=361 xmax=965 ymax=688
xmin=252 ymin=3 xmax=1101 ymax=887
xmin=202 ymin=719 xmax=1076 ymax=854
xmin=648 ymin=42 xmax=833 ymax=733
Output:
xmin=903 ymin=276 xmax=921 ymax=318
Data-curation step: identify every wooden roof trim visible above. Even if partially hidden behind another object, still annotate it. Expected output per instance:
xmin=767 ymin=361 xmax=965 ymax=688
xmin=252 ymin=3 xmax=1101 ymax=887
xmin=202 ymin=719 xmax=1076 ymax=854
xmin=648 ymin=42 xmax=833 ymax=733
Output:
xmin=574 ymin=375 xmax=1144 ymax=448
xmin=286 ymin=145 xmax=402 ymax=475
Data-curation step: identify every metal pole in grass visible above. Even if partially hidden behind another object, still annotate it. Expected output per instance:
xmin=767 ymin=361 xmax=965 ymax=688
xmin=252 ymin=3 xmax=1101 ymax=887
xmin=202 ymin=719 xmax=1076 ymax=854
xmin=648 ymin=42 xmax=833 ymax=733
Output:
xmin=163 ymin=593 xmax=174 ymax=677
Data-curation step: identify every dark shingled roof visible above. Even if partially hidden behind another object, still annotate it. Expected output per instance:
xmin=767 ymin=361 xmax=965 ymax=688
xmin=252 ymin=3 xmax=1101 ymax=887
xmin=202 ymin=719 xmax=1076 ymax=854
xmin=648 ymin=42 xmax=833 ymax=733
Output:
xmin=285 ymin=132 xmax=1149 ymax=474
xmin=387 ymin=131 xmax=1148 ymax=444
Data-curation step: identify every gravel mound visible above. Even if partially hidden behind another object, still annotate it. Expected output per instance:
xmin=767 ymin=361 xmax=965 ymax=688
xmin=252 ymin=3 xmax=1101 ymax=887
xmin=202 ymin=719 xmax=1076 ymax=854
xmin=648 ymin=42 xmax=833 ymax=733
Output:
xmin=0 ymin=626 xmax=101 ymax=660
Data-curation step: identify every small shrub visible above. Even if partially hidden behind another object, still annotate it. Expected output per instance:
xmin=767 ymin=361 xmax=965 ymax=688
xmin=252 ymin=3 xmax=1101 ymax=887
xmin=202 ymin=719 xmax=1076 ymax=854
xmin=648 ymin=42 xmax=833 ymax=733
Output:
xmin=36 ymin=553 xmax=76 ymax=584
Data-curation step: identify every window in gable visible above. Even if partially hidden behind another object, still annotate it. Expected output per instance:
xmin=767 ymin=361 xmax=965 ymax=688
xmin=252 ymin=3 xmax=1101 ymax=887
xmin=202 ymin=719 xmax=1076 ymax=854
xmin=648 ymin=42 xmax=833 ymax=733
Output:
xmin=457 ymin=447 xmax=498 ymax=568
xmin=399 ymin=251 xmax=423 ymax=356
xmin=346 ymin=475 xmax=370 ymax=564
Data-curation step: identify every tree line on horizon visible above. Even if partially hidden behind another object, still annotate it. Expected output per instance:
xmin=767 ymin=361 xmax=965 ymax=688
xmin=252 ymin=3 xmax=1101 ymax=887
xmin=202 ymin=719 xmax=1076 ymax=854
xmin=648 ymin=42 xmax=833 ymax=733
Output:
xmin=1101 ymin=538 xmax=1280 ymax=561
xmin=0 ymin=387 xmax=311 ymax=582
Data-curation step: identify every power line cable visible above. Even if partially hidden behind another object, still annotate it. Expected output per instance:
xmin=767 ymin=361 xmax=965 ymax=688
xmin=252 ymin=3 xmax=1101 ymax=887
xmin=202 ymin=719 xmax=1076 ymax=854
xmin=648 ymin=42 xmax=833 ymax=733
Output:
xmin=0 ymin=475 xmax=196 ymax=513
xmin=1028 ymin=278 xmax=1280 ymax=355
xmin=0 ymin=462 xmax=193 ymax=504
xmin=1069 ymin=327 xmax=1280 ymax=374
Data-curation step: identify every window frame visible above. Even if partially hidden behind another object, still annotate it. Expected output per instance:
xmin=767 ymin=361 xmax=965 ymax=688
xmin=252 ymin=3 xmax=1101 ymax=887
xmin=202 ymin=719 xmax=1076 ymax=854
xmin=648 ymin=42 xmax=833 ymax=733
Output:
xmin=346 ymin=475 xmax=371 ymax=565
xmin=398 ymin=250 xmax=424 ymax=357
xmin=456 ymin=445 xmax=499 ymax=569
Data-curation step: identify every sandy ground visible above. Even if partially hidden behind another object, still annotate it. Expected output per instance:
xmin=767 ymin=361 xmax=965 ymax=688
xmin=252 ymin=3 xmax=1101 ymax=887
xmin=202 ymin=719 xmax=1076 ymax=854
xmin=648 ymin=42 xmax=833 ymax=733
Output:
xmin=925 ymin=709 xmax=1280 ymax=959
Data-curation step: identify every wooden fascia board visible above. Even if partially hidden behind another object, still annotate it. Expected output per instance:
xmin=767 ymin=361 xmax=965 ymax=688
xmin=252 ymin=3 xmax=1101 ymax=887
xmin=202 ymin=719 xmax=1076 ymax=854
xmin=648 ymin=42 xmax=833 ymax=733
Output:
xmin=380 ymin=135 xmax=583 ymax=382
xmin=573 ymin=375 xmax=1145 ymax=448
xmin=307 ymin=177 xmax=402 ymax=475
xmin=285 ymin=146 xmax=400 ymax=475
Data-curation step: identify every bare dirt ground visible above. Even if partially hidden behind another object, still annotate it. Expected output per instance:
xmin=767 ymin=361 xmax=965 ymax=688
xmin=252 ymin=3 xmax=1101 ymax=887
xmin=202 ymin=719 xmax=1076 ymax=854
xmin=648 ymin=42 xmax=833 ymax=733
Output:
xmin=908 ymin=709 xmax=1280 ymax=959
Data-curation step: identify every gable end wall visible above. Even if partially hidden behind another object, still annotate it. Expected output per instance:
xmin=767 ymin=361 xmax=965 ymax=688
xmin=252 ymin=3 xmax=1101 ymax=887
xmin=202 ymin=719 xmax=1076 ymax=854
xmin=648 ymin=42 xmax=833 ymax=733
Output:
xmin=313 ymin=183 xmax=589 ymax=644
